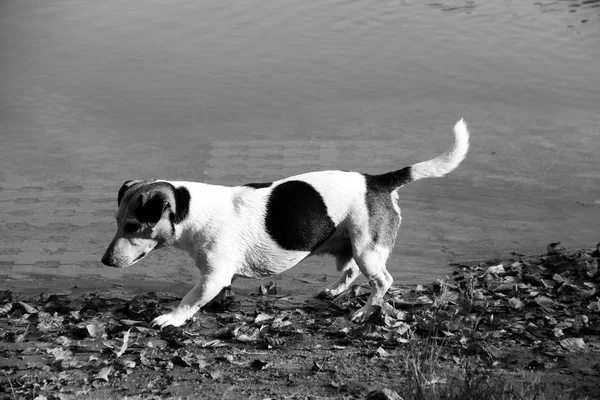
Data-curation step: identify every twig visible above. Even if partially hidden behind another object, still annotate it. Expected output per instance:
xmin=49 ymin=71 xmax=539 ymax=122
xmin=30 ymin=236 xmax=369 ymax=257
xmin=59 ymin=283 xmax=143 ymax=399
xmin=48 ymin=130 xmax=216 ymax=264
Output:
xmin=290 ymin=356 xmax=331 ymax=397
xmin=2 ymin=370 xmax=16 ymax=400
xmin=544 ymin=159 xmax=557 ymax=176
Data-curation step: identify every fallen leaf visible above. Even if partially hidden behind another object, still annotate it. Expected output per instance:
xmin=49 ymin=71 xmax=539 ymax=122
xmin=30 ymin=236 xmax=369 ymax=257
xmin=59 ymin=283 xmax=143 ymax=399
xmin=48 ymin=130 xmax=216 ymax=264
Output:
xmin=94 ymin=366 xmax=112 ymax=382
xmin=209 ymin=371 xmax=223 ymax=380
xmin=86 ymin=321 xmax=106 ymax=339
xmin=374 ymin=347 xmax=390 ymax=357
xmin=47 ymin=347 xmax=73 ymax=361
xmin=16 ymin=301 xmax=38 ymax=314
xmin=559 ymin=338 xmax=586 ymax=352
xmin=119 ymin=357 xmax=136 ymax=369
xmin=121 ymin=319 xmax=143 ymax=326
xmin=254 ymin=312 xmax=274 ymax=324
xmin=233 ymin=325 xmax=262 ymax=342
xmin=534 ymin=296 xmax=555 ymax=308
xmin=116 ymin=329 xmax=131 ymax=358
xmin=487 ymin=264 xmax=505 ymax=275
xmin=37 ymin=315 xmax=64 ymax=332
xmin=195 ymin=339 xmax=227 ymax=348
xmin=259 ymin=282 xmax=277 ymax=295
xmin=0 ymin=302 xmax=13 ymax=316
xmin=53 ymin=335 xmax=72 ymax=347
xmin=218 ymin=354 xmax=246 ymax=367
xmin=415 ymin=295 xmax=433 ymax=305
xmin=508 ymin=297 xmax=524 ymax=310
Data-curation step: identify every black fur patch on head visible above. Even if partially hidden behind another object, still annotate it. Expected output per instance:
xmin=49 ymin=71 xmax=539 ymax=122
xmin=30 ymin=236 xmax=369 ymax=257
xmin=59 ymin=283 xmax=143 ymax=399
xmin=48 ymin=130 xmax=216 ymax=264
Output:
xmin=244 ymin=182 xmax=272 ymax=189
xmin=364 ymin=174 xmax=402 ymax=247
xmin=265 ymin=181 xmax=336 ymax=252
xmin=135 ymin=192 xmax=168 ymax=225
xmin=171 ymin=186 xmax=190 ymax=224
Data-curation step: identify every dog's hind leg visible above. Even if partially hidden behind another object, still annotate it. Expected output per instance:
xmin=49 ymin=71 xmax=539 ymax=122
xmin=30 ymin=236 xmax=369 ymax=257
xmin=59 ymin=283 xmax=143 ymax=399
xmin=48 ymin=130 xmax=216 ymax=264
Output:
xmin=350 ymin=246 xmax=393 ymax=323
xmin=151 ymin=270 xmax=233 ymax=328
xmin=316 ymin=256 xmax=360 ymax=299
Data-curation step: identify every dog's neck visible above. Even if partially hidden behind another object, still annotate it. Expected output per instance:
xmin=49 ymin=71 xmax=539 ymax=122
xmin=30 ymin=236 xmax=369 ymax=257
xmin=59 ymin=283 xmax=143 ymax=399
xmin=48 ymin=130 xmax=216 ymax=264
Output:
xmin=169 ymin=181 xmax=235 ymax=261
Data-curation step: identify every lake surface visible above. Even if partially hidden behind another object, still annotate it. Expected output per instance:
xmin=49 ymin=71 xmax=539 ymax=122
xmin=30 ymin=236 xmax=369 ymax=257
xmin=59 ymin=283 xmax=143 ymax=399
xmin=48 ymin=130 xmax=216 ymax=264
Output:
xmin=1 ymin=0 xmax=599 ymax=294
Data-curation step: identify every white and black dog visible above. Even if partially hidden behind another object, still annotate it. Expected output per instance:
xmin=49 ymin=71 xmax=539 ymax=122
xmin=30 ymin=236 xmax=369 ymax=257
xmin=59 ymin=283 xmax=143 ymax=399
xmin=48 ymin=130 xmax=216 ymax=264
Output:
xmin=102 ymin=119 xmax=470 ymax=328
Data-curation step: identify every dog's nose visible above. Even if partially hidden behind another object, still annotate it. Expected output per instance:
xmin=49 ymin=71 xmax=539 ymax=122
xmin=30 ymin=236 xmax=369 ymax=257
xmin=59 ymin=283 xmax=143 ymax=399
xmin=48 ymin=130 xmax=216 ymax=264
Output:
xmin=101 ymin=253 xmax=113 ymax=266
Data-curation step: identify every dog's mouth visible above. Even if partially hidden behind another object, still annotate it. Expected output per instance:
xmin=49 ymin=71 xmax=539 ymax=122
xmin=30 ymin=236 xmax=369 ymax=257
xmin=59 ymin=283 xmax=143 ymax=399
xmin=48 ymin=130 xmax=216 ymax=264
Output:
xmin=130 ymin=252 xmax=147 ymax=265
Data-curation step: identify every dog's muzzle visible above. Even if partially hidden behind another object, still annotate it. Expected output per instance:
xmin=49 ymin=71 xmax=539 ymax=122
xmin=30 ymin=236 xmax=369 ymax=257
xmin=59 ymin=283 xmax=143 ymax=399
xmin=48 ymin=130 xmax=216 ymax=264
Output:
xmin=101 ymin=250 xmax=147 ymax=268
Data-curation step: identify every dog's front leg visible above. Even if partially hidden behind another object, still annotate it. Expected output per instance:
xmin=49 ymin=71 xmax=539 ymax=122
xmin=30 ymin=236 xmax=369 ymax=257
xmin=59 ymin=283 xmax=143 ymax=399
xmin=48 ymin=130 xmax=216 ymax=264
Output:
xmin=151 ymin=272 xmax=232 ymax=328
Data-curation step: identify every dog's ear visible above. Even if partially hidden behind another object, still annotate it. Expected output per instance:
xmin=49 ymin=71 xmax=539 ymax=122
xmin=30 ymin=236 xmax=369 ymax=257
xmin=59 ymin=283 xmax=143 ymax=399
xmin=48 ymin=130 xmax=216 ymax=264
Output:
xmin=136 ymin=191 xmax=170 ymax=227
xmin=172 ymin=186 xmax=191 ymax=224
xmin=117 ymin=180 xmax=142 ymax=206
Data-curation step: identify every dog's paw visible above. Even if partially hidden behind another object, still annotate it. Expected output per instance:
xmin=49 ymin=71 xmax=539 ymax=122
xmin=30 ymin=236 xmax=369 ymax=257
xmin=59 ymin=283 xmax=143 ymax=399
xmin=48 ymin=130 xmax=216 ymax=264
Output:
xmin=315 ymin=288 xmax=335 ymax=300
xmin=350 ymin=306 xmax=374 ymax=323
xmin=151 ymin=313 xmax=188 ymax=329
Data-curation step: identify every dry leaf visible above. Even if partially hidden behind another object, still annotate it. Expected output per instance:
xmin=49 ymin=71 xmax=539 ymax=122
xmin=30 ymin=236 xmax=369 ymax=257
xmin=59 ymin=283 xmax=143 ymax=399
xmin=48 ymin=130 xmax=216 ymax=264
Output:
xmin=94 ymin=366 xmax=112 ymax=382
xmin=0 ymin=303 xmax=13 ymax=316
xmin=17 ymin=301 xmax=38 ymax=314
xmin=508 ymin=297 xmax=524 ymax=310
xmin=233 ymin=325 xmax=262 ymax=342
xmin=116 ymin=329 xmax=131 ymax=358
xmin=559 ymin=338 xmax=586 ymax=352
xmin=47 ymin=347 xmax=72 ymax=361
xmin=375 ymin=347 xmax=390 ymax=357
xmin=86 ymin=321 xmax=106 ymax=339
xmin=254 ymin=312 xmax=274 ymax=324
xmin=487 ymin=264 xmax=505 ymax=275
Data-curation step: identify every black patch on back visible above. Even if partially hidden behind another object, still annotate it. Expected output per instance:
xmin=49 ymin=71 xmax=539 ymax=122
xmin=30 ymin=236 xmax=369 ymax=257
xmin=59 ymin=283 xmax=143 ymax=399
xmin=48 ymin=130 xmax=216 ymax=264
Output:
xmin=364 ymin=174 xmax=402 ymax=246
xmin=171 ymin=186 xmax=190 ymax=224
xmin=245 ymin=182 xmax=272 ymax=189
xmin=265 ymin=181 xmax=336 ymax=252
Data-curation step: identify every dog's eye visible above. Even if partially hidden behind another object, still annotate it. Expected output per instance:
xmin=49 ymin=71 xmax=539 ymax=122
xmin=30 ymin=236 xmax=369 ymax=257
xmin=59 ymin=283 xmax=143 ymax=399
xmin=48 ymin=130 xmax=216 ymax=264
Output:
xmin=123 ymin=222 xmax=141 ymax=234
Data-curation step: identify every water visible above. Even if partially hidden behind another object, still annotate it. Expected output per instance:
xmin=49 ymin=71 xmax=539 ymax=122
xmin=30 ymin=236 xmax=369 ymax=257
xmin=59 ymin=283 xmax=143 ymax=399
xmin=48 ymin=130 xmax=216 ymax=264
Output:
xmin=1 ymin=0 xmax=599 ymax=293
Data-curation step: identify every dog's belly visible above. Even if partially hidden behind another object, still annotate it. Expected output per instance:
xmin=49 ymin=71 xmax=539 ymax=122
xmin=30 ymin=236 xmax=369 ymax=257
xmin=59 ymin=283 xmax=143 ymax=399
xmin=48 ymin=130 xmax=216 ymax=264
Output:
xmin=235 ymin=246 xmax=310 ymax=279
xmin=234 ymin=228 xmax=351 ymax=279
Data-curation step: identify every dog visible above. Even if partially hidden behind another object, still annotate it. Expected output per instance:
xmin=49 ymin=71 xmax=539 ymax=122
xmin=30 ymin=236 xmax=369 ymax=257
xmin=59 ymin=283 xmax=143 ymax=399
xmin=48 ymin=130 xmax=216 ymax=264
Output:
xmin=102 ymin=119 xmax=470 ymax=328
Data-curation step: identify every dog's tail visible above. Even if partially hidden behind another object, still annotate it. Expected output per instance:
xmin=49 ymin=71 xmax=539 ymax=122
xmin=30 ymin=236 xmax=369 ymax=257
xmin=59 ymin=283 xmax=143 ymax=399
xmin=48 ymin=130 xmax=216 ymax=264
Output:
xmin=374 ymin=119 xmax=470 ymax=189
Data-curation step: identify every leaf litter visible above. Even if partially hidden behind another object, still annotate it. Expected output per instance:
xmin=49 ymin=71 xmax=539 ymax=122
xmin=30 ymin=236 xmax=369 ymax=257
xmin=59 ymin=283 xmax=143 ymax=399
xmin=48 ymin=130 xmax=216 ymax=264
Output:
xmin=0 ymin=243 xmax=599 ymax=399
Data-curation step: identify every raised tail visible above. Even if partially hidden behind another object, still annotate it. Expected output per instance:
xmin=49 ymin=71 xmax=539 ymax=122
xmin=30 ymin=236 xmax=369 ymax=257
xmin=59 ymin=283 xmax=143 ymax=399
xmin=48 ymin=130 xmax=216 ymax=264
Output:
xmin=374 ymin=119 xmax=470 ymax=189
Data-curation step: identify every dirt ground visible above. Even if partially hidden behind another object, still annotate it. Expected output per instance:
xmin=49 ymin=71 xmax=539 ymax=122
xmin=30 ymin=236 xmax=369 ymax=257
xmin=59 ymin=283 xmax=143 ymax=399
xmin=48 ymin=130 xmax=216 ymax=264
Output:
xmin=1 ymin=244 xmax=599 ymax=400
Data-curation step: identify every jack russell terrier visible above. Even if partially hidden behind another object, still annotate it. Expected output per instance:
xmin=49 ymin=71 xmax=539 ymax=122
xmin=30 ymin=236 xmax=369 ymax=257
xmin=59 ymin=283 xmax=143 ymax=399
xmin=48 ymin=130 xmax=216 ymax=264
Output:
xmin=102 ymin=119 xmax=470 ymax=328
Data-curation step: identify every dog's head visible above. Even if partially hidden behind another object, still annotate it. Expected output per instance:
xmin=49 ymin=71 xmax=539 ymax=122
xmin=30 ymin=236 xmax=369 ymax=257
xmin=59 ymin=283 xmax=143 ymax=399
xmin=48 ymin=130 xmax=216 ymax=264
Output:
xmin=101 ymin=180 xmax=190 ymax=268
